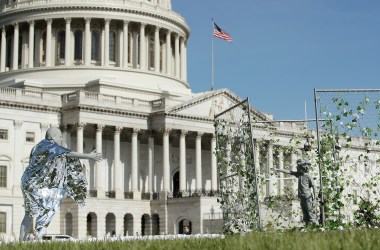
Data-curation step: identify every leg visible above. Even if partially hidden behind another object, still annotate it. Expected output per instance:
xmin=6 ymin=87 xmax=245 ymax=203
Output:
xmin=305 ymin=196 xmax=317 ymax=225
xmin=300 ymin=198 xmax=310 ymax=224
xmin=35 ymin=209 xmax=56 ymax=240
xmin=20 ymin=213 xmax=33 ymax=241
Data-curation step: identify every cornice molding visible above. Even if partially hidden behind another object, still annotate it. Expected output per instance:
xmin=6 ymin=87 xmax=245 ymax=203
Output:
xmin=0 ymin=5 xmax=190 ymax=37
xmin=0 ymin=101 xmax=61 ymax=113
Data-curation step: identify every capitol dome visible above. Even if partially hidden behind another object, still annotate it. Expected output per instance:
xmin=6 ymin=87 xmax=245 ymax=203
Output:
xmin=0 ymin=0 xmax=190 ymax=98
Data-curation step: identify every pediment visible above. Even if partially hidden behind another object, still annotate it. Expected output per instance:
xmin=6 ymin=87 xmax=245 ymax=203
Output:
xmin=0 ymin=155 xmax=12 ymax=161
xmin=166 ymin=88 xmax=269 ymax=121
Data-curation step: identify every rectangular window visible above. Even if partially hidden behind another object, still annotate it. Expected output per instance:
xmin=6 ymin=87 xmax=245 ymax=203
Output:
xmin=0 ymin=212 xmax=6 ymax=233
xmin=0 ymin=166 xmax=6 ymax=188
xmin=26 ymin=132 xmax=35 ymax=143
xmin=0 ymin=129 xmax=8 ymax=140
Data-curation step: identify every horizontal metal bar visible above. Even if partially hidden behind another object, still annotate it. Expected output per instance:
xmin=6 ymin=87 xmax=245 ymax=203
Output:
xmin=315 ymin=89 xmax=380 ymax=93
xmin=214 ymin=98 xmax=248 ymax=118
xmin=254 ymin=119 xmax=330 ymax=123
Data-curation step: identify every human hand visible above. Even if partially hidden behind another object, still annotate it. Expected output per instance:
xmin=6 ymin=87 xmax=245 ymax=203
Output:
xmin=88 ymin=149 xmax=103 ymax=161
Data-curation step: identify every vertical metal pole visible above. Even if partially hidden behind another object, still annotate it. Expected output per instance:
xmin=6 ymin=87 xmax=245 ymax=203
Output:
xmin=247 ymin=98 xmax=261 ymax=229
xmin=211 ymin=18 xmax=215 ymax=91
xmin=314 ymin=88 xmax=325 ymax=227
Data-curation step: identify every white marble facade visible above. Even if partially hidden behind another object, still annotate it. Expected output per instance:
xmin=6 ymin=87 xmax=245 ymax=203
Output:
xmin=0 ymin=0 xmax=377 ymax=239
xmin=0 ymin=0 xmax=228 ymax=238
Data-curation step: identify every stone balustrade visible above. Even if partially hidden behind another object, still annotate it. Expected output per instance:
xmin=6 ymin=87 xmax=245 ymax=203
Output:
xmin=62 ymin=90 xmax=166 ymax=112
xmin=0 ymin=86 xmax=61 ymax=107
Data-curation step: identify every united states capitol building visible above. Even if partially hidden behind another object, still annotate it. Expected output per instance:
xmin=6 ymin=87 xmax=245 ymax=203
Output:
xmin=0 ymin=0 xmax=377 ymax=239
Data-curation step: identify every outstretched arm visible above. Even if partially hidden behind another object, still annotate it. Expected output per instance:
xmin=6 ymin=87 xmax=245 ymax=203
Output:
xmin=67 ymin=149 xmax=103 ymax=161
xmin=271 ymin=168 xmax=291 ymax=175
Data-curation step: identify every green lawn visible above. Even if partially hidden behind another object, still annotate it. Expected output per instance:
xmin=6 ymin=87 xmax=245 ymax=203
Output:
xmin=1 ymin=229 xmax=380 ymax=250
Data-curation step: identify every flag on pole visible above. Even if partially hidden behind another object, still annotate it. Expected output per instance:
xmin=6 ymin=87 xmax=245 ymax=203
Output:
xmin=213 ymin=23 xmax=232 ymax=42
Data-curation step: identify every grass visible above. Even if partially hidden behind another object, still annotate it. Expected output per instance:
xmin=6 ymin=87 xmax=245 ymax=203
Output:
xmin=1 ymin=229 xmax=380 ymax=250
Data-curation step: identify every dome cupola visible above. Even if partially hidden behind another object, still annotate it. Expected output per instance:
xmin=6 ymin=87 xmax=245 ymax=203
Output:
xmin=0 ymin=0 xmax=190 ymax=98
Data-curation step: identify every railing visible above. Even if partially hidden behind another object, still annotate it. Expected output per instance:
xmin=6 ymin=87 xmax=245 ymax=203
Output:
xmin=168 ymin=189 xmax=220 ymax=199
xmin=0 ymin=87 xmax=61 ymax=107
xmin=0 ymin=0 xmax=185 ymax=24
xmin=124 ymin=192 xmax=133 ymax=199
xmin=62 ymin=90 xmax=166 ymax=112
xmin=106 ymin=191 xmax=116 ymax=198
xmin=89 ymin=189 xmax=97 ymax=197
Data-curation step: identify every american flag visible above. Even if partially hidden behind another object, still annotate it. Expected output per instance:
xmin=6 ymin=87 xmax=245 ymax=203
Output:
xmin=213 ymin=23 xmax=232 ymax=42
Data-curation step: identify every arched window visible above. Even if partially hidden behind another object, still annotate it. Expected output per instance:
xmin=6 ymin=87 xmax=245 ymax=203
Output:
xmin=91 ymin=30 xmax=100 ymax=61
xmin=57 ymin=30 xmax=65 ymax=60
xmin=74 ymin=30 xmax=83 ymax=61
xmin=179 ymin=219 xmax=191 ymax=235
xmin=109 ymin=31 xmax=116 ymax=62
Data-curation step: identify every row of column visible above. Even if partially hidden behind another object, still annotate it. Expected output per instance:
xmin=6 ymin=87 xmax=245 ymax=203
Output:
xmin=254 ymin=142 xmax=298 ymax=197
xmin=0 ymin=18 xmax=187 ymax=81
xmin=68 ymin=124 xmax=218 ymax=199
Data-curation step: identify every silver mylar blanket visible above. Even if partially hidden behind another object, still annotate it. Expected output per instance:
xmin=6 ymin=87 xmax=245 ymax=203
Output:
xmin=21 ymin=139 xmax=87 ymax=232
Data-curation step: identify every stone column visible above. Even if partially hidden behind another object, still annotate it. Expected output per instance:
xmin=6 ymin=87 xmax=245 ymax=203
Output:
xmin=97 ymin=212 xmax=106 ymax=238
xmin=95 ymin=124 xmax=105 ymax=198
xmin=154 ymin=26 xmax=160 ymax=73
xmin=165 ymin=30 xmax=171 ymax=75
xmin=12 ymin=23 xmax=19 ymax=70
xmin=114 ymin=126 xmax=123 ymax=199
xmin=123 ymin=20 xmax=129 ymax=68
xmin=180 ymin=37 xmax=186 ymax=81
xmin=148 ymin=131 xmax=155 ymax=195
xmin=1 ymin=27 xmax=6 ymax=72
xmin=12 ymin=120 xmax=23 ymax=196
xmin=254 ymin=140 xmax=261 ymax=198
xmin=46 ymin=19 xmax=52 ymax=67
xmin=291 ymin=151 xmax=298 ymax=195
xmin=162 ymin=129 xmax=171 ymax=192
xmin=28 ymin=20 xmax=34 ymax=68
xmin=104 ymin=19 xmax=110 ymax=67
xmin=174 ymin=34 xmax=179 ymax=78
xmin=211 ymin=134 xmax=217 ymax=191
xmin=131 ymin=128 xmax=141 ymax=199
xmin=278 ymin=147 xmax=284 ymax=196
xmin=84 ymin=18 xmax=91 ymax=66
xmin=196 ymin=132 xmax=203 ymax=192
xmin=139 ymin=23 xmax=146 ymax=70
xmin=65 ymin=18 xmax=71 ymax=66
xmin=179 ymin=130 xmax=187 ymax=194
xmin=267 ymin=143 xmax=275 ymax=196
xmin=115 ymin=213 xmax=124 ymax=237
xmin=76 ymin=206 xmax=87 ymax=239
xmin=76 ymin=123 xmax=85 ymax=153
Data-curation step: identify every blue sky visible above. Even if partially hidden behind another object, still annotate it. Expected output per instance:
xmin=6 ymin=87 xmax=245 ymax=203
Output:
xmin=172 ymin=0 xmax=380 ymax=120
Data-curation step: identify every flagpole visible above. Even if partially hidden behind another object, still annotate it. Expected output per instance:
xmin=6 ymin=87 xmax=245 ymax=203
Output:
xmin=211 ymin=18 xmax=214 ymax=91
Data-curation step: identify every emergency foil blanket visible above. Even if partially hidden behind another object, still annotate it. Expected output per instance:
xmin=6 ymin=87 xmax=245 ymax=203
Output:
xmin=21 ymin=139 xmax=87 ymax=231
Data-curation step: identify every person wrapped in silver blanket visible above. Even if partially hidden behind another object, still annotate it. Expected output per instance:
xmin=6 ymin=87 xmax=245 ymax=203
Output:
xmin=19 ymin=127 xmax=102 ymax=241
